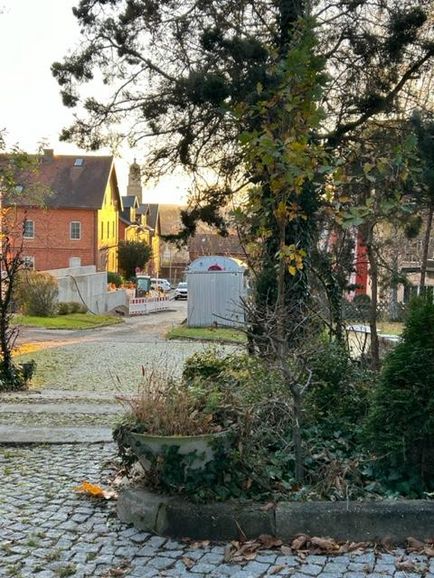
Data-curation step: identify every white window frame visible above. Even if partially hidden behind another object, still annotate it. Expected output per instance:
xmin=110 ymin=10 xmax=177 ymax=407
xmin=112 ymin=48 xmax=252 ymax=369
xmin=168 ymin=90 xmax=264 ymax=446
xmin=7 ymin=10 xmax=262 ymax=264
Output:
xmin=70 ymin=221 xmax=81 ymax=240
xmin=22 ymin=256 xmax=35 ymax=270
xmin=23 ymin=220 xmax=34 ymax=239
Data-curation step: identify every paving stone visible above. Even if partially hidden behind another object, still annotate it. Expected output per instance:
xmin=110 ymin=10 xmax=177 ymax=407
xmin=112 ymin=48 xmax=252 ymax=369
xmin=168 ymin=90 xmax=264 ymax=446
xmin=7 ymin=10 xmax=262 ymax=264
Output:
xmin=0 ymin=442 xmax=414 ymax=578
xmin=299 ymin=563 xmax=323 ymax=576
xmin=147 ymin=555 xmax=176 ymax=570
xmin=190 ymin=561 xmax=220 ymax=573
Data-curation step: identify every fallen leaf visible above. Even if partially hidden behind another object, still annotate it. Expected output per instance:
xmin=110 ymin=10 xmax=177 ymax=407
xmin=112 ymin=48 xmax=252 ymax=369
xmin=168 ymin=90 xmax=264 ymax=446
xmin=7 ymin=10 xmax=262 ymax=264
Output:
xmin=380 ymin=536 xmax=395 ymax=553
xmin=102 ymin=564 xmax=130 ymax=577
xmin=190 ymin=540 xmax=210 ymax=549
xmin=258 ymin=534 xmax=282 ymax=549
xmin=339 ymin=541 xmax=368 ymax=555
xmin=260 ymin=502 xmax=276 ymax=512
xmin=182 ymin=557 xmax=195 ymax=570
xmin=407 ymin=537 xmax=425 ymax=550
xmin=74 ymin=481 xmax=117 ymax=500
xmin=395 ymin=558 xmax=416 ymax=572
xmin=291 ymin=534 xmax=309 ymax=551
xmin=280 ymin=545 xmax=292 ymax=556
xmin=311 ymin=537 xmax=339 ymax=553
xmin=269 ymin=565 xmax=285 ymax=574
xmin=424 ymin=546 xmax=434 ymax=557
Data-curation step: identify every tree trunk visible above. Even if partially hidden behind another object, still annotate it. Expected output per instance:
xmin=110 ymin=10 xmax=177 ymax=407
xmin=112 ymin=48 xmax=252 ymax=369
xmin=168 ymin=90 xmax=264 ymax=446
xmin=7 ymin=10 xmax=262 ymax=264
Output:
xmin=291 ymin=385 xmax=304 ymax=484
xmin=420 ymin=203 xmax=434 ymax=291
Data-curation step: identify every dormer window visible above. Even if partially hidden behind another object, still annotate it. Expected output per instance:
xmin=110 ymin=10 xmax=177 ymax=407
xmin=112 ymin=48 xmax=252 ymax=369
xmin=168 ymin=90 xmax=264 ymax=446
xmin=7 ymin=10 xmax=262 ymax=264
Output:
xmin=74 ymin=158 xmax=84 ymax=167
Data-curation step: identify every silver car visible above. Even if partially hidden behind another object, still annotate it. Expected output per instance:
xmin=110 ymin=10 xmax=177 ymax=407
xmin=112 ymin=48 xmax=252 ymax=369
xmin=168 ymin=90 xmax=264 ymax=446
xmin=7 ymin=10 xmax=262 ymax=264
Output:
xmin=174 ymin=282 xmax=188 ymax=300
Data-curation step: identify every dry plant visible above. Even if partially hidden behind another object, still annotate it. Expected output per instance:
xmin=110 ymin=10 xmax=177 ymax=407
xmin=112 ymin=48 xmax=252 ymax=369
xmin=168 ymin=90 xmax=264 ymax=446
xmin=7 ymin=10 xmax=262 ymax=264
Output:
xmin=116 ymin=364 xmax=218 ymax=436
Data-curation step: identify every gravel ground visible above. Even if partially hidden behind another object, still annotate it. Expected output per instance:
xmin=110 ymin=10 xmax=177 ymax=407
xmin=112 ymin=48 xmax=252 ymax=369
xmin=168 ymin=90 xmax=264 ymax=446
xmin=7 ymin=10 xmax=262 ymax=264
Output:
xmin=1 ymin=444 xmax=432 ymax=578
xmin=16 ymin=341 xmax=215 ymax=393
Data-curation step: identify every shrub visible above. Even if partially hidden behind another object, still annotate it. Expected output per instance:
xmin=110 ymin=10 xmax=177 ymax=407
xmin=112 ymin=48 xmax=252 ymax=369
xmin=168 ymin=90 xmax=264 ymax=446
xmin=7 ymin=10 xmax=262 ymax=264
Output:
xmin=305 ymin=340 xmax=373 ymax=434
xmin=57 ymin=301 xmax=88 ymax=314
xmin=108 ymin=271 xmax=123 ymax=287
xmin=68 ymin=301 xmax=87 ymax=313
xmin=16 ymin=272 xmax=58 ymax=317
xmin=115 ymin=348 xmax=384 ymax=502
xmin=365 ymin=297 xmax=434 ymax=495
xmin=57 ymin=302 xmax=70 ymax=315
xmin=0 ymin=360 xmax=36 ymax=392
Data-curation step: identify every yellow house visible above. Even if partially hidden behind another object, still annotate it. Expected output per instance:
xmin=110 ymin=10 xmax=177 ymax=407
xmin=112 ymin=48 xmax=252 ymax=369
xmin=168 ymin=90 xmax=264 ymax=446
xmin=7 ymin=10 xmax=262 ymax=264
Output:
xmin=144 ymin=203 xmax=161 ymax=276
xmin=97 ymin=166 xmax=121 ymax=272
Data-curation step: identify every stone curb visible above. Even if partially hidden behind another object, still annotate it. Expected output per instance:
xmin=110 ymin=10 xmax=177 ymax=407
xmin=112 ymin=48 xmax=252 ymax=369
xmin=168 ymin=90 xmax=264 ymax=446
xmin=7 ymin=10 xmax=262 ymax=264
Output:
xmin=117 ymin=487 xmax=434 ymax=542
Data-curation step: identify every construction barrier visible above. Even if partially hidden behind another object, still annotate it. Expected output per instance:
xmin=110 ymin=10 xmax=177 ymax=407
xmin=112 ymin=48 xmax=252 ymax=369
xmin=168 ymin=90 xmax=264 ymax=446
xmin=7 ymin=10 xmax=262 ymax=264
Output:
xmin=128 ymin=296 xmax=171 ymax=316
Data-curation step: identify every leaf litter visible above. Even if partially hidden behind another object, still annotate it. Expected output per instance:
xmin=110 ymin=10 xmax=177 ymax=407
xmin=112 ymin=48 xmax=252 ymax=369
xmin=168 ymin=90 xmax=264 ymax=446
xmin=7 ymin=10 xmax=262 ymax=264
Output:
xmin=221 ymin=532 xmax=434 ymax=567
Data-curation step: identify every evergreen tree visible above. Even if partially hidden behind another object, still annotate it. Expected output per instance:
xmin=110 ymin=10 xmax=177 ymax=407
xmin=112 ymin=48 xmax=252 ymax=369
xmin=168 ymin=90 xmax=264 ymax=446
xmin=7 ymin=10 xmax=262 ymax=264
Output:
xmin=118 ymin=240 xmax=152 ymax=279
xmin=366 ymin=297 xmax=434 ymax=494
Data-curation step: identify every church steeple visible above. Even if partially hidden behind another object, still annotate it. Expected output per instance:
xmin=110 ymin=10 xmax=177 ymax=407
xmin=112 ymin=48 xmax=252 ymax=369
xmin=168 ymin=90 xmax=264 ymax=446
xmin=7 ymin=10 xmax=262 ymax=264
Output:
xmin=127 ymin=159 xmax=142 ymax=204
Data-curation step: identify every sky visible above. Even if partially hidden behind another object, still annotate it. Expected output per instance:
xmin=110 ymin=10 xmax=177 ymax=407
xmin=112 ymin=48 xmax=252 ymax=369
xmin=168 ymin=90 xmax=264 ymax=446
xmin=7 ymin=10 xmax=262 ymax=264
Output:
xmin=0 ymin=0 xmax=187 ymax=204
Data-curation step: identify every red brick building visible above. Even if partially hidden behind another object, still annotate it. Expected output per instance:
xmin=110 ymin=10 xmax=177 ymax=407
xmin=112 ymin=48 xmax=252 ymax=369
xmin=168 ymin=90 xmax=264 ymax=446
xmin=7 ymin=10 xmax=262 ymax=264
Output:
xmin=3 ymin=150 xmax=121 ymax=272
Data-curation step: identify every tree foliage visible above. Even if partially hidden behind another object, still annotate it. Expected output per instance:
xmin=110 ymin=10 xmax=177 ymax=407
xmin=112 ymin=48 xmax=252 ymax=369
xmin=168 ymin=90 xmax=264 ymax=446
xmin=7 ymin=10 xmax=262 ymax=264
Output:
xmin=365 ymin=297 xmax=434 ymax=494
xmin=53 ymin=0 xmax=434 ymax=318
xmin=118 ymin=240 xmax=152 ymax=279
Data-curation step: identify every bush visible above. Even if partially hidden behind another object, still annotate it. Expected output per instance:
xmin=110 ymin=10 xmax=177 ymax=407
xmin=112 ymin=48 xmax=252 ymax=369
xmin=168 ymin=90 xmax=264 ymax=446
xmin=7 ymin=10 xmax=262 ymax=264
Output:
xmin=108 ymin=271 xmax=123 ymax=287
xmin=57 ymin=301 xmax=88 ymax=315
xmin=57 ymin=302 xmax=70 ymax=315
xmin=305 ymin=340 xmax=373 ymax=434
xmin=68 ymin=301 xmax=87 ymax=313
xmin=16 ymin=272 xmax=58 ymax=317
xmin=365 ymin=297 xmax=434 ymax=495
xmin=0 ymin=360 xmax=36 ymax=392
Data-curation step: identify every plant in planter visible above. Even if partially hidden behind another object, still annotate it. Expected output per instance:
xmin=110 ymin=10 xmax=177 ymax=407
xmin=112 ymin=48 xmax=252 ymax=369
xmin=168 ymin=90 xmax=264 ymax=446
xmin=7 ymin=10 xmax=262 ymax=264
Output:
xmin=113 ymin=364 xmax=238 ymax=497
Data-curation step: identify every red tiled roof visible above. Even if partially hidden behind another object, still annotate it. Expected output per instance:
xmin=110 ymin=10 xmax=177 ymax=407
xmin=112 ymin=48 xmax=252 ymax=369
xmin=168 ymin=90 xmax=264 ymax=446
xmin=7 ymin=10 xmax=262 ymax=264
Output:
xmin=2 ymin=153 xmax=114 ymax=210
xmin=188 ymin=234 xmax=244 ymax=257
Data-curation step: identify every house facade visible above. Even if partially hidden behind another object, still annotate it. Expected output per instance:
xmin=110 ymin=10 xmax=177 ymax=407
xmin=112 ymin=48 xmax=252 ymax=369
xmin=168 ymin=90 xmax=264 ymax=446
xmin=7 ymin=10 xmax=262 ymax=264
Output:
xmin=4 ymin=149 xmax=121 ymax=272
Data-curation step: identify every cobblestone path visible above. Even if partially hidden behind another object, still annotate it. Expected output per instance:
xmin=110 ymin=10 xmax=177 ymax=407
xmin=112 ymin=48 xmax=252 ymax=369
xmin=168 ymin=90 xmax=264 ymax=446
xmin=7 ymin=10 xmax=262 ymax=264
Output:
xmin=1 ymin=444 xmax=433 ymax=578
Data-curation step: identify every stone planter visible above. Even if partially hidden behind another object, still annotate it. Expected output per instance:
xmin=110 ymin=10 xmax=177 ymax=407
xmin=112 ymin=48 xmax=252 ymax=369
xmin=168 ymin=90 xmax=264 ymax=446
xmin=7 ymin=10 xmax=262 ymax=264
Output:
xmin=127 ymin=430 xmax=230 ymax=471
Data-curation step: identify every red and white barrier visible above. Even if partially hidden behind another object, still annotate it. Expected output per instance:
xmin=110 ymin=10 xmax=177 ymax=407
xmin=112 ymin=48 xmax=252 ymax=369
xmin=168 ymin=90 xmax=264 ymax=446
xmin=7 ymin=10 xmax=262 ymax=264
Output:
xmin=129 ymin=296 xmax=171 ymax=316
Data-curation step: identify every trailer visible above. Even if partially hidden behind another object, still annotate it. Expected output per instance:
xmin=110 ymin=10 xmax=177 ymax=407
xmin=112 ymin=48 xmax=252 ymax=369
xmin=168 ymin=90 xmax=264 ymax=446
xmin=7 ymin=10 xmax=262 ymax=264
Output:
xmin=187 ymin=256 xmax=248 ymax=327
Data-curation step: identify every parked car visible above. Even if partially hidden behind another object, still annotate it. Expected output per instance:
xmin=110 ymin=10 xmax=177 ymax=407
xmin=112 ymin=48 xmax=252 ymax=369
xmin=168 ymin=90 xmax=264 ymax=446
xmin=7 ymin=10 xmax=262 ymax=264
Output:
xmin=150 ymin=278 xmax=172 ymax=293
xmin=174 ymin=282 xmax=188 ymax=300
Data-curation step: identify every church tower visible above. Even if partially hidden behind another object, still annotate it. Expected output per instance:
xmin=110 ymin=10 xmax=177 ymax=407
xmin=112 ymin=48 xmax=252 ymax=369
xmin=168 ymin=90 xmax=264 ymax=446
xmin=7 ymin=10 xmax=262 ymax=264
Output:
xmin=126 ymin=159 xmax=143 ymax=204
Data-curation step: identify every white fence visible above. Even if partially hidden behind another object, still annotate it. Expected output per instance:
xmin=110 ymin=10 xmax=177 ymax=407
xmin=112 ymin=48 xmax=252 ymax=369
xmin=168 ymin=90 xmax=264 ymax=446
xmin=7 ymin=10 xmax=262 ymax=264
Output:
xmin=128 ymin=296 xmax=171 ymax=316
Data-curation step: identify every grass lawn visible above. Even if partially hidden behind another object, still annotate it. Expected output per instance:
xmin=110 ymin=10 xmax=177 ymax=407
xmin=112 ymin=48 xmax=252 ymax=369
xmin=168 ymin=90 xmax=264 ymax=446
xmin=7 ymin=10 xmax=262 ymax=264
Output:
xmin=166 ymin=325 xmax=246 ymax=344
xmin=377 ymin=321 xmax=404 ymax=336
xmin=13 ymin=313 xmax=123 ymax=330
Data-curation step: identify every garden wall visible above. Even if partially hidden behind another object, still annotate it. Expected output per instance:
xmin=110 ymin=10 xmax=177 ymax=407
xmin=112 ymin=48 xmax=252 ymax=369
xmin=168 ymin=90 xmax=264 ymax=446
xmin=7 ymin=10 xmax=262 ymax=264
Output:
xmin=45 ymin=265 xmax=128 ymax=314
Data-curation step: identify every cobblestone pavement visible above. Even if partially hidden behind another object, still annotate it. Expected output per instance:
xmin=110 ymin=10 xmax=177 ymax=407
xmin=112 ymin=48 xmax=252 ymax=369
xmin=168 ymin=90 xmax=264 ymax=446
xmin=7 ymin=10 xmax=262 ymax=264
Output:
xmin=1 ymin=444 xmax=433 ymax=578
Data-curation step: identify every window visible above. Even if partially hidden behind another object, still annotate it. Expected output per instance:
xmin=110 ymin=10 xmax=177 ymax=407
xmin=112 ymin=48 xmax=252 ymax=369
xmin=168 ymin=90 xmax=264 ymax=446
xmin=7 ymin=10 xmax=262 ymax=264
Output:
xmin=23 ymin=220 xmax=34 ymax=239
xmin=70 ymin=221 xmax=81 ymax=240
xmin=101 ymin=221 xmax=104 ymax=239
xmin=106 ymin=221 xmax=110 ymax=238
xmin=74 ymin=158 xmax=84 ymax=167
xmin=23 ymin=256 xmax=35 ymax=270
